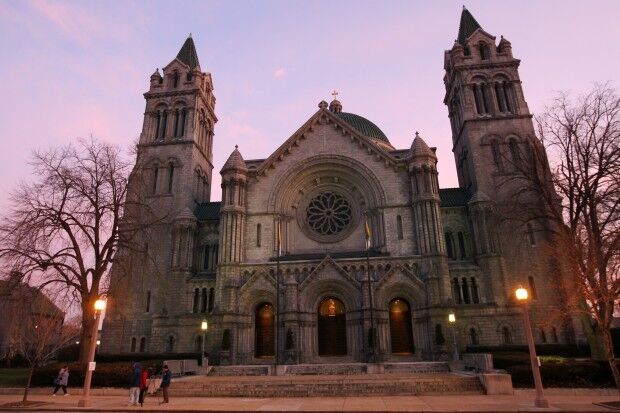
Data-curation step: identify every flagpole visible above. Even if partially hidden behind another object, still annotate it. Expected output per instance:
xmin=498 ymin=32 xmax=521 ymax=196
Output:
xmin=364 ymin=213 xmax=376 ymax=362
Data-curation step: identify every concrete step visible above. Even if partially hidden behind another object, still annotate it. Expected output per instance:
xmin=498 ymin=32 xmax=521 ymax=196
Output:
xmin=173 ymin=373 xmax=484 ymax=397
xmin=208 ymin=365 xmax=270 ymax=376
xmin=284 ymin=363 xmax=367 ymax=375
xmin=384 ymin=361 xmax=450 ymax=374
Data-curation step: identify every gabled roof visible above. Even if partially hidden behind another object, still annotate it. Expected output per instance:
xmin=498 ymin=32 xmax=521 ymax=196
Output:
xmin=176 ymin=36 xmax=200 ymax=70
xmin=194 ymin=202 xmax=221 ymax=220
xmin=439 ymin=187 xmax=471 ymax=207
xmin=457 ymin=7 xmax=482 ymax=45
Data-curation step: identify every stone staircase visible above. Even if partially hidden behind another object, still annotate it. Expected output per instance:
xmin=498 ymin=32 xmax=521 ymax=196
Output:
xmin=172 ymin=372 xmax=483 ymax=397
xmin=207 ymin=365 xmax=270 ymax=376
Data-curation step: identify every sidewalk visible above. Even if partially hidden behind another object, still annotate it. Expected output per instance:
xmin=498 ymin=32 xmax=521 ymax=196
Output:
xmin=0 ymin=391 xmax=617 ymax=412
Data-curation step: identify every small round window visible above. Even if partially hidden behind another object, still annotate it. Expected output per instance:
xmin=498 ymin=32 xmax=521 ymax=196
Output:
xmin=306 ymin=192 xmax=352 ymax=236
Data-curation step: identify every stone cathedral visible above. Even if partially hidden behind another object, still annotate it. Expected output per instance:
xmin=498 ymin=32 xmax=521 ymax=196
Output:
xmin=101 ymin=9 xmax=581 ymax=364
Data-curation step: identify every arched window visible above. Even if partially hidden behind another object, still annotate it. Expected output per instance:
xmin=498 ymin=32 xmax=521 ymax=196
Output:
xmin=255 ymin=303 xmax=275 ymax=358
xmin=396 ymin=215 xmax=403 ymax=240
xmin=256 ymin=224 xmax=262 ymax=247
xmin=389 ymin=298 xmax=414 ymax=354
xmin=139 ymin=337 xmax=146 ymax=352
xmin=152 ymin=168 xmax=159 ymax=194
xmin=452 ymin=278 xmax=462 ymax=304
xmin=458 ymin=232 xmax=467 ymax=259
xmin=145 ymin=290 xmax=151 ymax=313
xmin=318 ymin=298 xmax=347 ymax=356
xmin=469 ymin=328 xmax=479 ymax=345
xmin=172 ymin=71 xmax=179 ymax=88
xmin=471 ymin=277 xmax=480 ymax=304
xmin=509 ymin=140 xmax=521 ymax=165
xmin=540 ymin=328 xmax=547 ymax=343
xmin=526 ymin=223 xmax=536 ymax=246
xmin=479 ymin=43 xmax=490 ymax=60
xmin=166 ymin=335 xmax=175 ymax=353
xmin=491 ymin=140 xmax=503 ymax=170
xmin=502 ymin=326 xmax=512 ymax=344
xmin=167 ymin=163 xmax=174 ymax=194
xmin=495 ymin=82 xmax=507 ymax=112
xmin=160 ymin=111 xmax=168 ymax=139
xmin=203 ymin=245 xmax=210 ymax=270
xmin=473 ymin=83 xmax=490 ymax=115
xmin=180 ymin=109 xmax=187 ymax=136
xmin=461 ymin=277 xmax=471 ymax=304
xmin=154 ymin=112 xmax=161 ymax=140
xmin=503 ymin=82 xmax=514 ymax=113
xmin=445 ymin=232 xmax=455 ymax=259
xmin=201 ymin=288 xmax=207 ymax=313
xmin=130 ymin=337 xmax=136 ymax=353
xmin=173 ymin=109 xmax=180 ymax=137
xmin=192 ymin=288 xmax=199 ymax=313
xmin=528 ymin=276 xmax=538 ymax=300
xmin=208 ymin=288 xmax=215 ymax=312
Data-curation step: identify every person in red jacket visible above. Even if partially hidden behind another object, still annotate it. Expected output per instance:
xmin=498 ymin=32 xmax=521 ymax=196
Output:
xmin=138 ymin=368 xmax=149 ymax=406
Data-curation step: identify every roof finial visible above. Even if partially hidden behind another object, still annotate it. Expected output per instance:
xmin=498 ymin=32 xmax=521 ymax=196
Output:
xmin=235 ymin=144 xmax=238 ymax=150
xmin=463 ymin=5 xmax=466 ymax=10
xmin=331 ymin=90 xmax=339 ymax=100
xmin=415 ymin=131 xmax=420 ymax=138
xmin=189 ymin=33 xmax=192 ymax=38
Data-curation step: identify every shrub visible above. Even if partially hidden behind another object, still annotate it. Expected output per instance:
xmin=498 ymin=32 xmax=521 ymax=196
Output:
xmin=506 ymin=359 xmax=613 ymax=388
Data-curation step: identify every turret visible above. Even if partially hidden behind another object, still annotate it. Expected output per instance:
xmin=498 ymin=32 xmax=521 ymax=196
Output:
xmin=219 ymin=146 xmax=248 ymax=264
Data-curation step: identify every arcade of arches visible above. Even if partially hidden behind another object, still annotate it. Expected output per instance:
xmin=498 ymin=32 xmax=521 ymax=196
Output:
xmin=252 ymin=297 xmax=415 ymax=358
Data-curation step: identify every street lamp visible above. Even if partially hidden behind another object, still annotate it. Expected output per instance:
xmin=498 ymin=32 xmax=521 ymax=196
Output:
xmin=448 ymin=312 xmax=458 ymax=361
xmin=78 ymin=299 xmax=106 ymax=407
xmin=201 ymin=320 xmax=208 ymax=368
xmin=515 ymin=287 xmax=549 ymax=408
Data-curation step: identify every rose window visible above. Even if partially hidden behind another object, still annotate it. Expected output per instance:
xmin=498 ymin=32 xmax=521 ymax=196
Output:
xmin=306 ymin=192 xmax=352 ymax=235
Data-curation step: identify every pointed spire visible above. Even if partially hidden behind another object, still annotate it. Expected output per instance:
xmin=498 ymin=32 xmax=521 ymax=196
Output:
xmin=410 ymin=132 xmax=435 ymax=158
xmin=457 ymin=7 xmax=482 ymax=45
xmin=221 ymin=145 xmax=247 ymax=173
xmin=176 ymin=35 xmax=200 ymax=70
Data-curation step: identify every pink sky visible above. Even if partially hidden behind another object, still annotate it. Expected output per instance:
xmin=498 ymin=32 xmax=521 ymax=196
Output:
xmin=1 ymin=0 xmax=619 ymax=206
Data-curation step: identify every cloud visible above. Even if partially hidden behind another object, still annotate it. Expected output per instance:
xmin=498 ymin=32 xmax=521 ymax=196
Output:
xmin=273 ymin=67 xmax=286 ymax=79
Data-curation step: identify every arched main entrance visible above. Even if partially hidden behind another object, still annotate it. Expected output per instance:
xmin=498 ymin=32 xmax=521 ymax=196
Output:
xmin=318 ymin=297 xmax=347 ymax=356
xmin=389 ymin=298 xmax=414 ymax=354
xmin=255 ymin=303 xmax=275 ymax=358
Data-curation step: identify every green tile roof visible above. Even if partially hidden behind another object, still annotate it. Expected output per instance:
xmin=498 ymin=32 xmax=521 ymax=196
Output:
xmin=194 ymin=202 xmax=221 ymax=220
xmin=439 ymin=187 xmax=471 ymax=207
xmin=457 ymin=7 xmax=482 ymax=45
xmin=176 ymin=36 xmax=200 ymax=70
xmin=336 ymin=112 xmax=390 ymax=144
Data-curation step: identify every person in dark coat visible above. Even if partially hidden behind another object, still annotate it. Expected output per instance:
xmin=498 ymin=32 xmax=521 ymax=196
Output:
xmin=52 ymin=366 xmax=69 ymax=396
xmin=160 ymin=364 xmax=171 ymax=404
xmin=128 ymin=362 xmax=141 ymax=406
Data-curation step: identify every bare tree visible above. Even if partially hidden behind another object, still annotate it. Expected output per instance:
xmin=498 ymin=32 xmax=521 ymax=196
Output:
xmin=501 ymin=84 xmax=620 ymax=393
xmin=1 ymin=280 xmax=78 ymax=403
xmin=0 ymin=138 xmax=160 ymax=361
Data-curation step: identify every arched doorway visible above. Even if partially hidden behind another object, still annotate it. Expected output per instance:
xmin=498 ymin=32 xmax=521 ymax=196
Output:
xmin=255 ymin=303 xmax=275 ymax=358
xmin=318 ymin=297 xmax=347 ymax=356
xmin=389 ymin=298 xmax=414 ymax=354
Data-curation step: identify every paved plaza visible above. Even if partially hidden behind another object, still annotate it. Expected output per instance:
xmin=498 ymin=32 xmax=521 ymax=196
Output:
xmin=0 ymin=390 xmax=617 ymax=412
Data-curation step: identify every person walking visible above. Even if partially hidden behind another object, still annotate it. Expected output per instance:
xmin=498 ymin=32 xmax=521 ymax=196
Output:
xmin=159 ymin=364 xmax=171 ymax=404
xmin=52 ymin=366 xmax=69 ymax=396
xmin=138 ymin=366 xmax=149 ymax=406
xmin=128 ymin=362 xmax=141 ymax=406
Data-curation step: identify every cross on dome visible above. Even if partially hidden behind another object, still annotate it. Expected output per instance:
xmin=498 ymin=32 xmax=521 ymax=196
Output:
xmin=331 ymin=90 xmax=339 ymax=100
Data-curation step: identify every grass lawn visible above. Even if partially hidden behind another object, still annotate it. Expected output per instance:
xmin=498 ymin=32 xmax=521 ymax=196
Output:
xmin=0 ymin=368 xmax=29 ymax=387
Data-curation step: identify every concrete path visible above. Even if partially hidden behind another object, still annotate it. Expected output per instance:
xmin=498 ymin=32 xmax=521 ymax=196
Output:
xmin=0 ymin=391 xmax=617 ymax=412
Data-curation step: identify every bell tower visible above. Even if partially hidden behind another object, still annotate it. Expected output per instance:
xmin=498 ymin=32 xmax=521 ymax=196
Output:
xmin=138 ymin=35 xmax=217 ymax=209
xmin=443 ymin=7 xmax=535 ymax=198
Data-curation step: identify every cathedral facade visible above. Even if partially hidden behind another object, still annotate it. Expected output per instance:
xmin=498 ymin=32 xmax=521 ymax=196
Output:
xmin=101 ymin=9 xmax=581 ymax=364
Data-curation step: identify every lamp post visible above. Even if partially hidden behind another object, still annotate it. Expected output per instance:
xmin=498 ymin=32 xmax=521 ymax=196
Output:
xmin=201 ymin=320 xmax=208 ymax=368
xmin=78 ymin=299 xmax=106 ymax=407
xmin=515 ymin=287 xmax=549 ymax=408
xmin=448 ymin=312 xmax=458 ymax=361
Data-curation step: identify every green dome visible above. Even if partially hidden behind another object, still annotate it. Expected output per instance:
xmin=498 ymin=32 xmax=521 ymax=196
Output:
xmin=336 ymin=112 xmax=390 ymax=144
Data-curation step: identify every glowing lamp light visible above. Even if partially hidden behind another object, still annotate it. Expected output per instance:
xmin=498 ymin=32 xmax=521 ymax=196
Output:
xmin=201 ymin=320 xmax=208 ymax=331
xmin=96 ymin=340 xmax=101 ymax=346
xmin=94 ymin=299 xmax=106 ymax=312
xmin=448 ymin=313 xmax=456 ymax=323
xmin=515 ymin=287 xmax=529 ymax=301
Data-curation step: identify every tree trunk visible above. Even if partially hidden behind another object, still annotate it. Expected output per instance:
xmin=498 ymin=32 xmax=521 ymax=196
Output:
xmin=79 ymin=304 xmax=96 ymax=362
xmin=601 ymin=326 xmax=620 ymax=397
xmin=580 ymin=313 xmax=606 ymax=360
xmin=22 ymin=366 xmax=34 ymax=403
